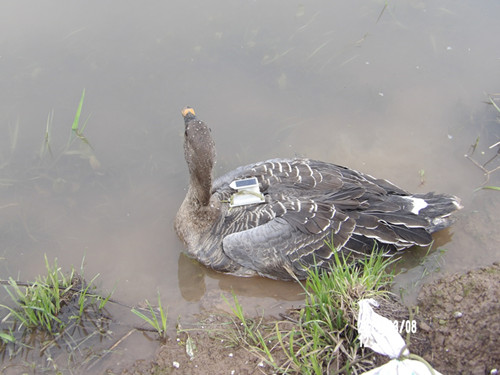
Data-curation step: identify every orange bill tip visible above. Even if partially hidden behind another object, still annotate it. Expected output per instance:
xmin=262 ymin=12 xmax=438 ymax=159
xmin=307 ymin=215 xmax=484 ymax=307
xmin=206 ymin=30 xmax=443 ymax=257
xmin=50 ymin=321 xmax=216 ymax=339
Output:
xmin=181 ymin=107 xmax=196 ymax=117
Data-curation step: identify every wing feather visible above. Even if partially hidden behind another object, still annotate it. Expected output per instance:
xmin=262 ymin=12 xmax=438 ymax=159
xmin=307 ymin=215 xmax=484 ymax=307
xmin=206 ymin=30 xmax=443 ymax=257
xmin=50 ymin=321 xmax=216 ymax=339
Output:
xmin=208 ymin=157 xmax=452 ymax=279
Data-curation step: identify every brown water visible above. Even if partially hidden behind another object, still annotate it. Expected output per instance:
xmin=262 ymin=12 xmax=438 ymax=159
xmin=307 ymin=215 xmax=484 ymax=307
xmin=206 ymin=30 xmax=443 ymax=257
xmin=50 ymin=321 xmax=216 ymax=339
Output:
xmin=1 ymin=0 xmax=499 ymax=372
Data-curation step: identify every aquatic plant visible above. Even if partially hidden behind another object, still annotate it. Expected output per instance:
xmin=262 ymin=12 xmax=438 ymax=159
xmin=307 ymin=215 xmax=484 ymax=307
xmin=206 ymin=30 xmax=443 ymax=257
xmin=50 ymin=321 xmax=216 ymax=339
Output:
xmin=0 ymin=255 xmax=112 ymax=336
xmin=131 ymin=291 xmax=168 ymax=340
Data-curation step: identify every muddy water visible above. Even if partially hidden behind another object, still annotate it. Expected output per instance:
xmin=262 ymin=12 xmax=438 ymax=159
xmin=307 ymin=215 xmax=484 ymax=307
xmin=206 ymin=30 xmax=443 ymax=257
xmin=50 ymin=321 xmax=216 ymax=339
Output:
xmin=0 ymin=0 xmax=499 ymax=372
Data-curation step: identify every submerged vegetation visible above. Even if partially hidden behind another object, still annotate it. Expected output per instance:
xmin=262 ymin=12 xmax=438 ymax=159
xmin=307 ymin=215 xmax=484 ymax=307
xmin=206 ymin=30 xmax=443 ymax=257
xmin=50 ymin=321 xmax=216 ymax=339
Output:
xmin=0 ymin=91 xmax=110 ymax=371
xmin=0 ymin=255 xmax=111 ymax=335
xmin=40 ymin=88 xmax=101 ymax=174
xmin=465 ymin=93 xmax=500 ymax=189
xmin=0 ymin=88 xmax=100 ymax=195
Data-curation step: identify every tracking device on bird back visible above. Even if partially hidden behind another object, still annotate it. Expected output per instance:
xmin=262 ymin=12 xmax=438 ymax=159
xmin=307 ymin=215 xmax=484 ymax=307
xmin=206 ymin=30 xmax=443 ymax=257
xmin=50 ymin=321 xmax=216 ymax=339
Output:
xmin=229 ymin=177 xmax=265 ymax=207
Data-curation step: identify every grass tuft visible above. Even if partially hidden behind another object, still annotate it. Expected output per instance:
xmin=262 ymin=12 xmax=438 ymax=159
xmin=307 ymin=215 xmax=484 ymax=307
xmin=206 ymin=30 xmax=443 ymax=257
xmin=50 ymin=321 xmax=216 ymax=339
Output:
xmin=0 ymin=255 xmax=112 ymax=337
xmin=131 ymin=291 xmax=168 ymax=340
xmin=222 ymin=242 xmax=397 ymax=374
xmin=222 ymin=292 xmax=278 ymax=368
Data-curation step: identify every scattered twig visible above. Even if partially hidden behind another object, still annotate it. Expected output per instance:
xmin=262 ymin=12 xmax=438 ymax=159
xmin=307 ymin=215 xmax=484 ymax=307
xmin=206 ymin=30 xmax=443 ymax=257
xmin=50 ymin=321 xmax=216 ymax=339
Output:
xmin=108 ymin=328 xmax=137 ymax=352
xmin=278 ymin=312 xmax=299 ymax=324
xmin=86 ymin=328 xmax=137 ymax=371
xmin=464 ymin=153 xmax=500 ymax=184
xmin=465 ymin=138 xmax=500 ymax=185
xmin=483 ymin=143 xmax=500 ymax=167
xmin=376 ymin=1 xmax=388 ymax=24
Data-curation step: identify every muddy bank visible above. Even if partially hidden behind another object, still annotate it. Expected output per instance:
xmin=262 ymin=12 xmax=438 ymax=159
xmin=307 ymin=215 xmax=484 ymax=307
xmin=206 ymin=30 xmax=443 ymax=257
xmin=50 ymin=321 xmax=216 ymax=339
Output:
xmin=415 ymin=262 xmax=500 ymax=374
xmin=111 ymin=263 xmax=500 ymax=374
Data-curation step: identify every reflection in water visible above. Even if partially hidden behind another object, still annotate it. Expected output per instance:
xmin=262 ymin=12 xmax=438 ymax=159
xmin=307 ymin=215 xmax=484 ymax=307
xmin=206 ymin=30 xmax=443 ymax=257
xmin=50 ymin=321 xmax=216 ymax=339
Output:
xmin=177 ymin=252 xmax=206 ymax=301
xmin=178 ymin=252 xmax=304 ymax=304
xmin=209 ymin=269 xmax=304 ymax=302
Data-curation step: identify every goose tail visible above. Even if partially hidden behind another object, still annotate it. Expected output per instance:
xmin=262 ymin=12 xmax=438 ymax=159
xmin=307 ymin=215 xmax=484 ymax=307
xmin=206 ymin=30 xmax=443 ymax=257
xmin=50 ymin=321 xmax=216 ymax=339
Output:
xmin=409 ymin=192 xmax=462 ymax=233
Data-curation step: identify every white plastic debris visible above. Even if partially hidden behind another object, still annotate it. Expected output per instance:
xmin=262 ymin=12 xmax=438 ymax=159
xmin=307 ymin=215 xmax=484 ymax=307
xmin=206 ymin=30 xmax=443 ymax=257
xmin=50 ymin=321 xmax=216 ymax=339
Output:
xmin=186 ymin=335 xmax=196 ymax=360
xmin=361 ymin=358 xmax=442 ymax=375
xmin=357 ymin=298 xmax=442 ymax=375
xmin=358 ymin=299 xmax=408 ymax=358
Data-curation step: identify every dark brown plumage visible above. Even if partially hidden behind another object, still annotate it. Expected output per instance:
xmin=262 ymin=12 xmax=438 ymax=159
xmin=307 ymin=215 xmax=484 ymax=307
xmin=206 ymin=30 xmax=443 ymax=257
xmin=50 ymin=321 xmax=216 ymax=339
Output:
xmin=175 ymin=107 xmax=461 ymax=280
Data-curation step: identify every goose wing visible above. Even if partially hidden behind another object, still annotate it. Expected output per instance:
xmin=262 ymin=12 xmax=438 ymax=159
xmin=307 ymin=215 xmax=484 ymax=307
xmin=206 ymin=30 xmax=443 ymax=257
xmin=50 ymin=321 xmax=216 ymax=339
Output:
xmin=215 ymin=158 xmax=436 ymax=279
xmin=214 ymin=159 xmax=361 ymax=279
xmin=222 ymin=196 xmax=355 ymax=280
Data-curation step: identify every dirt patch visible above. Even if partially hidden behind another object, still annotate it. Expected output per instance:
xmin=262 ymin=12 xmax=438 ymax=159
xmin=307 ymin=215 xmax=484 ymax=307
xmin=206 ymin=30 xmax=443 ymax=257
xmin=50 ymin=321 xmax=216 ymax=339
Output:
xmin=109 ymin=314 xmax=276 ymax=375
xmin=119 ymin=333 xmax=266 ymax=375
xmin=109 ymin=263 xmax=500 ymax=374
xmin=415 ymin=262 xmax=500 ymax=374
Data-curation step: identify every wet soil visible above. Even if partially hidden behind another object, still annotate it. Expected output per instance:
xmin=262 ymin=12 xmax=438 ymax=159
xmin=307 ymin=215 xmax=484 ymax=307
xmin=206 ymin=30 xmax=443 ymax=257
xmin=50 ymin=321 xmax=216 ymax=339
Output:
xmin=415 ymin=262 xmax=500 ymax=374
xmin=110 ymin=263 xmax=500 ymax=375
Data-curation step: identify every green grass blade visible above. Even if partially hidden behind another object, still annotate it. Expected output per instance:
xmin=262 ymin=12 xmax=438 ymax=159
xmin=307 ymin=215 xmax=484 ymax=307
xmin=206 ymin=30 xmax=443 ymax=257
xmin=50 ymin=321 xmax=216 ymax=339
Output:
xmin=131 ymin=307 xmax=157 ymax=329
xmin=99 ymin=288 xmax=115 ymax=310
xmin=157 ymin=292 xmax=168 ymax=334
xmin=489 ymin=96 xmax=500 ymax=113
xmin=72 ymin=89 xmax=86 ymax=131
xmin=0 ymin=331 xmax=15 ymax=343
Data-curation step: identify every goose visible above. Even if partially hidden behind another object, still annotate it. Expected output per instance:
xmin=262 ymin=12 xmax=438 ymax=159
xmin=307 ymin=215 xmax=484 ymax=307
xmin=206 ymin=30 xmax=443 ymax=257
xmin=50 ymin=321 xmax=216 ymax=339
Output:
xmin=175 ymin=107 xmax=461 ymax=280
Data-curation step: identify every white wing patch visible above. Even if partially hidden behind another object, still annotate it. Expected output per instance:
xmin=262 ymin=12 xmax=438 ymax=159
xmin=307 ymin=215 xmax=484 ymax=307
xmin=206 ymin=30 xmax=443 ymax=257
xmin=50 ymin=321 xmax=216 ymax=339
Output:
xmin=404 ymin=196 xmax=428 ymax=215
